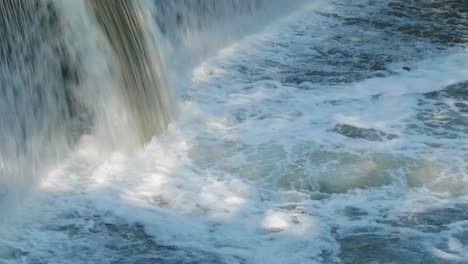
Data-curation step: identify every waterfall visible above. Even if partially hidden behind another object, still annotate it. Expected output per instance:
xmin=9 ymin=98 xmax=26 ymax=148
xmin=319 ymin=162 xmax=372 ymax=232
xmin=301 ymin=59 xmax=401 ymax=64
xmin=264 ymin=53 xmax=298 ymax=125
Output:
xmin=90 ymin=0 xmax=172 ymax=144
xmin=0 ymin=0 xmax=80 ymax=206
xmin=0 ymin=0 xmax=305 ymax=210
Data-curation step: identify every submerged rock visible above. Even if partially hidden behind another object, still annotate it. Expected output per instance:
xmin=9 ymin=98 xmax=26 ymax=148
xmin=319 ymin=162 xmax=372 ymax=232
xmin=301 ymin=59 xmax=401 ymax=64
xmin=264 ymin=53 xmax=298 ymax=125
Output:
xmin=331 ymin=124 xmax=399 ymax=142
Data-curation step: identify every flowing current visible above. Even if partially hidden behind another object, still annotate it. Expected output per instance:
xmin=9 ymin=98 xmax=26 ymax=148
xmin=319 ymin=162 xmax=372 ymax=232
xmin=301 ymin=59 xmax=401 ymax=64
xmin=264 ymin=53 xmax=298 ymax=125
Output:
xmin=1 ymin=0 xmax=468 ymax=263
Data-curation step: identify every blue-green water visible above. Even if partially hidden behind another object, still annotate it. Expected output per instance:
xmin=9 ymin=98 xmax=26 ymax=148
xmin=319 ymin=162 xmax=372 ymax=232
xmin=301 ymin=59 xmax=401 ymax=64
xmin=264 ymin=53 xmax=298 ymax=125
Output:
xmin=1 ymin=1 xmax=467 ymax=263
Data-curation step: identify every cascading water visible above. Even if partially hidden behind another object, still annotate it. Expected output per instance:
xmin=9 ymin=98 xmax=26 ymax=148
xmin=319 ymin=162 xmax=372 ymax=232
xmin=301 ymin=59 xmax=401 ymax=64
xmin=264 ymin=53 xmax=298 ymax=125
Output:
xmin=90 ymin=0 xmax=172 ymax=144
xmin=2 ymin=0 xmax=467 ymax=263
xmin=0 ymin=0 xmax=81 ymax=207
xmin=0 ymin=0 xmax=304 ymax=216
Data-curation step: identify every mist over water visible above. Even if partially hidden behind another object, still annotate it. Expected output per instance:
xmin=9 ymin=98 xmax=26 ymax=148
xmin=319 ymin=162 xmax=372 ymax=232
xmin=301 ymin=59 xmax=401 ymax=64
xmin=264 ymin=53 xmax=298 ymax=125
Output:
xmin=1 ymin=0 xmax=468 ymax=263
xmin=0 ymin=0 xmax=298 ymax=209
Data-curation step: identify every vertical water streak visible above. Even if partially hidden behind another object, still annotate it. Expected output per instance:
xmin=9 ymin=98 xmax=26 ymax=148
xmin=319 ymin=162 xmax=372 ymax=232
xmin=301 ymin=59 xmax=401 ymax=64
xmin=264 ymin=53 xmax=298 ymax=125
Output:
xmin=0 ymin=0 xmax=83 ymax=207
xmin=90 ymin=0 xmax=173 ymax=145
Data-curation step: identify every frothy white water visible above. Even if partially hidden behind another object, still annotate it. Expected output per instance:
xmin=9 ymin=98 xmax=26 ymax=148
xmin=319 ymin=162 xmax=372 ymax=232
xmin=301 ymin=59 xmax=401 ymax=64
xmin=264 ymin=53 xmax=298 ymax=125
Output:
xmin=0 ymin=0 xmax=305 ymax=214
xmin=1 ymin=1 xmax=468 ymax=263
xmin=0 ymin=0 xmax=166 ymax=209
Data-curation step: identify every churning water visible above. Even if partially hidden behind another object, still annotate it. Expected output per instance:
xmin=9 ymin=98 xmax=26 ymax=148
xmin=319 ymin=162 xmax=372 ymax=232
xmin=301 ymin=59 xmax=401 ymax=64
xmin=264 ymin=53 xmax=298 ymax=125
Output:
xmin=1 ymin=0 xmax=468 ymax=263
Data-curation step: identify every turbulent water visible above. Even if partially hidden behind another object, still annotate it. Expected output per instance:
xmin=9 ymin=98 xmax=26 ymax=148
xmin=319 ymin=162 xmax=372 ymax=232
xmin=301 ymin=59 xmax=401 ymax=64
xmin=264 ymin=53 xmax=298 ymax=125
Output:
xmin=1 ymin=0 xmax=468 ymax=263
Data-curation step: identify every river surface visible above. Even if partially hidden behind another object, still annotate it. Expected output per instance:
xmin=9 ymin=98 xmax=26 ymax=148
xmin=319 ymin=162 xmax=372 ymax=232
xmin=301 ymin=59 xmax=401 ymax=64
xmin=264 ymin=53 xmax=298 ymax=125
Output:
xmin=1 ymin=1 xmax=468 ymax=263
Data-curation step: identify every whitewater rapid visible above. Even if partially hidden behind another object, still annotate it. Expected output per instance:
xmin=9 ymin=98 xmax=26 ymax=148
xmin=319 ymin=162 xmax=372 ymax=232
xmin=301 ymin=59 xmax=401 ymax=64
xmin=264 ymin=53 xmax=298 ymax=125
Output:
xmin=1 ymin=0 xmax=468 ymax=263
